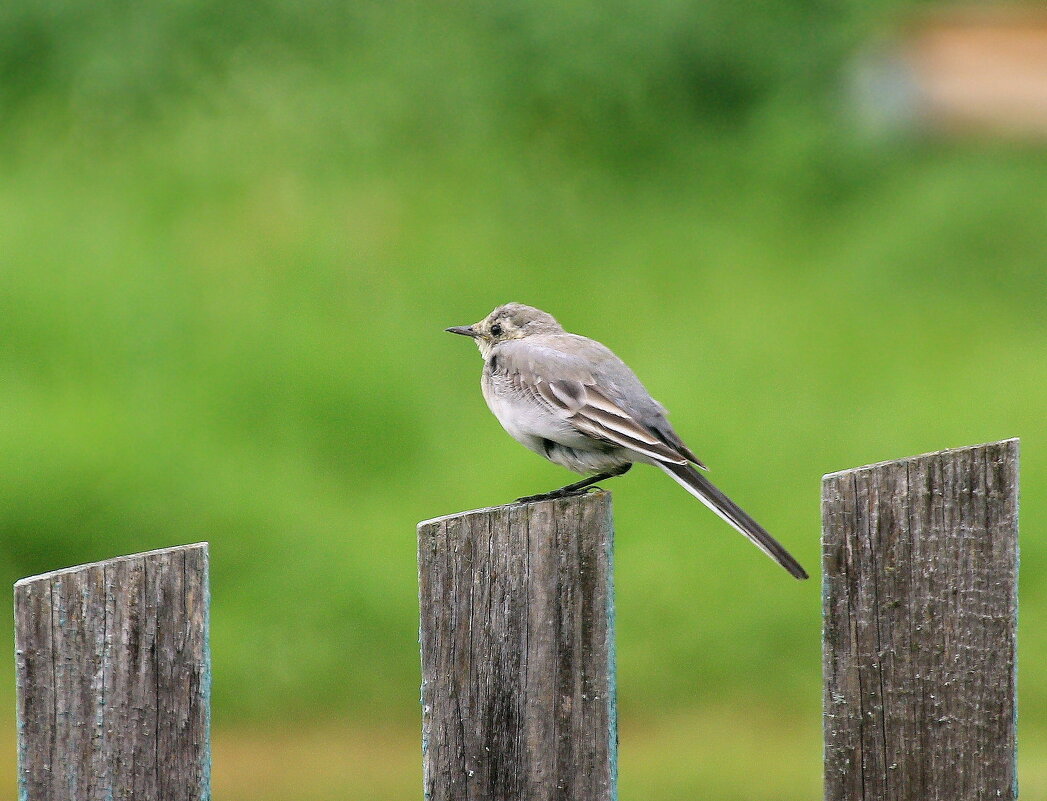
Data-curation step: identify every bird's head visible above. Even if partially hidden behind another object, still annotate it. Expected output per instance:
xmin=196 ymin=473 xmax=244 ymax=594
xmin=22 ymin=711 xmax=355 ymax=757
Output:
xmin=446 ymin=303 xmax=563 ymax=356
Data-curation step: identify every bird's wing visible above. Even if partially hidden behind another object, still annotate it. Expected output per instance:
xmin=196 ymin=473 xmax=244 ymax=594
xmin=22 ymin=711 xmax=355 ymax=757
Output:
xmin=533 ymin=380 xmax=689 ymax=464
xmin=581 ymin=341 xmax=707 ymax=468
xmin=650 ymin=423 xmax=707 ymax=469
xmin=497 ymin=340 xmax=689 ymax=464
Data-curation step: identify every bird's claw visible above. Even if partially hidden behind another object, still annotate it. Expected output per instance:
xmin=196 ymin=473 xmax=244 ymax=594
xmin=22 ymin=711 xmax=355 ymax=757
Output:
xmin=515 ymin=492 xmax=561 ymax=503
xmin=515 ymin=487 xmax=598 ymax=504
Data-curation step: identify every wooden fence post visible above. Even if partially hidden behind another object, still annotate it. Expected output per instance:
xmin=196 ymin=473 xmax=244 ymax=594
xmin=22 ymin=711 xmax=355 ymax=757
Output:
xmin=418 ymin=491 xmax=617 ymax=801
xmin=15 ymin=543 xmax=211 ymax=801
xmin=822 ymin=439 xmax=1018 ymax=801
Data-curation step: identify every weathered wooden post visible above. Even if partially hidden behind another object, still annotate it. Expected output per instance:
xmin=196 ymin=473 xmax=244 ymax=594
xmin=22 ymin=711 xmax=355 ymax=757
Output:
xmin=822 ymin=439 xmax=1019 ymax=801
xmin=418 ymin=491 xmax=617 ymax=801
xmin=15 ymin=543 xmax=211 ymax=801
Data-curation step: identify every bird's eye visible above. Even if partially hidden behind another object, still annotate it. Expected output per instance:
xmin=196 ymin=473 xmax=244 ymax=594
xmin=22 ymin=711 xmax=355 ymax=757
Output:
xmin=490 ymin=323 xmax=503 ymax=336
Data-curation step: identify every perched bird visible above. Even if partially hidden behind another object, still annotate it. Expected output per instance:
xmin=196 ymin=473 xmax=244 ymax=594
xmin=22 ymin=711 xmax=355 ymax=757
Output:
xmin=446 ymin=303 xmax=808 ymax=580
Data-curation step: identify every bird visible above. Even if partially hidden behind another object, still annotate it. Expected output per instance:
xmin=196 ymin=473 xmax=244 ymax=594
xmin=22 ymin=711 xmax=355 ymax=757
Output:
xmin=445 ymin=302 xmax=808 ymax=580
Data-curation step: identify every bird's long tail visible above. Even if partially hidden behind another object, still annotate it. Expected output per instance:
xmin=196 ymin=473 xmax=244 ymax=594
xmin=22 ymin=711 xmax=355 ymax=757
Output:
xmin=658 ymin=461 xmax=809 ymax=580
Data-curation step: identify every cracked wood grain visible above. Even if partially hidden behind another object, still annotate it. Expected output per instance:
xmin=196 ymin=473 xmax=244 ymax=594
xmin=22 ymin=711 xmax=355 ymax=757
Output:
xmin=822 ymin=440 xmax=1018 ymax=801
xmin=15 ymin=543 xmax=211 ymax=801
xmin=418 ymin=491 xmax=617 ymax=801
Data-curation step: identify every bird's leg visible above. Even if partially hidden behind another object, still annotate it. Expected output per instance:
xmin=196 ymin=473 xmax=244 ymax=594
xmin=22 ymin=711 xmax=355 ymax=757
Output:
xmin=516 ymin=463 xmax=633 ymax=503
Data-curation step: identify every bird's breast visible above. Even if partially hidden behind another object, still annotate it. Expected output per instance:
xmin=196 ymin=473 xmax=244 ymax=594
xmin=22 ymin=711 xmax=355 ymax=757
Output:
xmin=482 ymin=366 xmax=579 ymax=448
xmin=481 ymin=361 xmax=634 ymax=475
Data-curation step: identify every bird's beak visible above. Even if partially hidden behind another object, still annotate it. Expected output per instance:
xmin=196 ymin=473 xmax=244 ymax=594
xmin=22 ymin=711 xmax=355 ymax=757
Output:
xmin=445 ymin=325 xmax=477 ymax=338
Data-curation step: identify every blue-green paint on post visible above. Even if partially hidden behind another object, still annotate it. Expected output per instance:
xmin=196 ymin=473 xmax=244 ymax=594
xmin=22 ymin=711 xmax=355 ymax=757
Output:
xmin=605 ymin=507 xmax=619 ymax=801
xmin=17 ymin=680 xmax=28 ymax=801
xmin=201 ymin=548 xmax=213 ymax=801
xmin=1012 ymin=508 xmax=1020 ymax=801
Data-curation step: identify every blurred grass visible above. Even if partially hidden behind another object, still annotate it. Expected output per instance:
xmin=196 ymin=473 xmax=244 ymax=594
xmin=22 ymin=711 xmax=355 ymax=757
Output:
xmin=0 ymin=715 xmax=1040 ymax=800
xmin=1 ymin=0 xmax=1046 ymax=796
xmin=207 ymin=711 xmax=823 ymax=801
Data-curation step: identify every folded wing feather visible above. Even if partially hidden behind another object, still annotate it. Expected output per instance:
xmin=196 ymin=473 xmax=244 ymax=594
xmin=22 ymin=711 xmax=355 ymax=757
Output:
xmin=533 ymin=379 xmax=688 ymax=464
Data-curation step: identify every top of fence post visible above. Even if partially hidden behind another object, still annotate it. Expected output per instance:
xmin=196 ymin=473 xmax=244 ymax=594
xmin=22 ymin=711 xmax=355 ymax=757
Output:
xmin=15 ymin=542 xmax=211 ymax=801
xmin=822 ymin=439 xmax=1019 ymax=801
xmin=418 ymin=491 xmax=618 ymax=801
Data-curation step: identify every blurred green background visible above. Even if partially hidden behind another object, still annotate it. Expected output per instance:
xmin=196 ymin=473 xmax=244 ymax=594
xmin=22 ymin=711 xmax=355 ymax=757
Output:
xmin=1 ymin=0 xmax=1045 ymax=798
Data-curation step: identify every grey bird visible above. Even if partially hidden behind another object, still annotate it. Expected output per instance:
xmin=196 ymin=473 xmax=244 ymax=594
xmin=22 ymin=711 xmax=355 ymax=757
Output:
xmin=446 ymin=302 xmax=809 ymax=580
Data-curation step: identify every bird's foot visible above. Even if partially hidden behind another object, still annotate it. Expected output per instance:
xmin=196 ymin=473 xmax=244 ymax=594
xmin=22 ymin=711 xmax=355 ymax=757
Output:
xmin=515 ymin=490 xmax=573 ymax=503
xmin=515 ymin=486 xmax=600 ymax=504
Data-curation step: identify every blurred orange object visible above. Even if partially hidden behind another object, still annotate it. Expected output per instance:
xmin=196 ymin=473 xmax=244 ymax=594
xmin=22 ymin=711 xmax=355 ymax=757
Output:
xmin=855 ymin=7 xmax=1047 ymax=136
